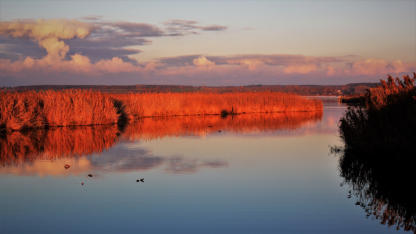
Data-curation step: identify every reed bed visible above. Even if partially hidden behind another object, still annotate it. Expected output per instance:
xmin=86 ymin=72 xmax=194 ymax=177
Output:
xmin=0 ymin=90 xmax=322 ymax=131
xmin=113 ymin=92 xmax=322 ymax=119
xmin=339 ymin=73 xmax=416 ymax=154
xmin=0 ymin=89 xmax=118 ymax=130
xmin=366 ymin=73 xmax=416 ymax=110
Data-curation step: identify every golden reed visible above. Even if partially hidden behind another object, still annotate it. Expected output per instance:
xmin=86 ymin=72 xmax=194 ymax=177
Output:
xmin=0 ymin=90 xmax=322 ymax=131
xmin=113 ymin=92 xmax=323 ymax=119
xmin=0 ymin=90 xmax=118 ymax=130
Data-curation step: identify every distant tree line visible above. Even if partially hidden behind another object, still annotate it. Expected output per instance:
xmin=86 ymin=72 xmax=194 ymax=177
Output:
xmin=3 ymin=83 xmax=378 ymax=96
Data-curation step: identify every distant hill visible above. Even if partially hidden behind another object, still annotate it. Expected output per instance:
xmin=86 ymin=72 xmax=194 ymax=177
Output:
xmin=3 ymin=83 xmax=379 ymax=96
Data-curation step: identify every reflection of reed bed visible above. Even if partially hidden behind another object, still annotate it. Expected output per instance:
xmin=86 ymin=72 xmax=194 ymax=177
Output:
xmin=338 ymin=149 xmax=415 ymax=232
xmin=0 ymin=125 xmax=120 ymax=166
xmin=0 ymin=111 xmax=322 ymax=166
xmin=112 ymin=92 xmax=322 ymax=119
xmin=121 ymin=111 xmax=322 ymax=141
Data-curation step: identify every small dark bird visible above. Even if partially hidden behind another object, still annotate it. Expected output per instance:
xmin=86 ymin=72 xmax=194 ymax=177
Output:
xmin=136 ymin=178 xmax=144 ymax=182
xmin=64 ymin=164 xmax=70 ymax=169
xmin=88 ymin=174 xmax=93 ymax=177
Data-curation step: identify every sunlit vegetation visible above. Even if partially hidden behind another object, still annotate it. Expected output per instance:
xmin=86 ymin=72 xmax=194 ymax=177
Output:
xmin=0 ymin=90 xmax=322 ymax=131
xmin=112 ymin=92 xmax=322 ymax=119
xmin=0 ymin=112 xmax=321 ymax=167
xmin=0 ymin=90 xmax=118 ymax=131
xmin=340 ymin=73 xmax=416 ymax=154
xmin=336 ymin=73 xmax=416 ymax=232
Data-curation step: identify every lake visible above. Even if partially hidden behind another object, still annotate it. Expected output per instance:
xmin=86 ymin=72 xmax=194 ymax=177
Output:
xmin=0 ymin=98 xmax=409 ymax=234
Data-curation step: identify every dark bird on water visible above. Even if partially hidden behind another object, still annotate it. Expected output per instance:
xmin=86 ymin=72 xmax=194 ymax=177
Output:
xmin=136 ymin=178 xmax=144 ymax=182
xmin=88 ymin=174 xmax=93 ymax=177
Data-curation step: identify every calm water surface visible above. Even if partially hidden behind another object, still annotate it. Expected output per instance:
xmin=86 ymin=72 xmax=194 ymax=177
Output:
xmin=0 ymin=98 xmax=408 ymax=233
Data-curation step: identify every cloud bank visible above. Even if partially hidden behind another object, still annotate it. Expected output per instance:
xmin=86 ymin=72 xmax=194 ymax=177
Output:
xmin=0 ymin=18 xmax=415 ymax=86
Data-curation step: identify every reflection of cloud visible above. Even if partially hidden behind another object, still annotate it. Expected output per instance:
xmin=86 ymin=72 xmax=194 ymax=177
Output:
xmin=0 ymin=145 xmax=229 ymax=176
xmin=0 ymin=157 xmax=92 ymax=177
xmin=165 ymin=156 xmax=228 ymax=174
xmin=89 ymin=147 xmax=164 ymax=172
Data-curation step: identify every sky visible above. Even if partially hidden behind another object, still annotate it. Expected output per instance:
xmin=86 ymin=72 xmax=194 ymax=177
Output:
xmin=0 ymin=0 xmax=415 ymax=86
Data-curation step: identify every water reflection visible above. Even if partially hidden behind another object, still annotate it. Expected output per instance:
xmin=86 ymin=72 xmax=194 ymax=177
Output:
xmin=121 ymin=111 xmax=322 ymax=140
xmin=0 ymin=111 xmax=321 ymax=176
xmin=335 ymin=139 xmax=415 ymax=232
xmin=0 ymin=125 xmax=120 ymax=166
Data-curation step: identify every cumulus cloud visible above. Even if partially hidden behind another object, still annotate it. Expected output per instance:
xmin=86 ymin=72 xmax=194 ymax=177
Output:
xmin=193 ymin=56 xmax=215 ymax=67
xmin=0 ymin=19 xmax=155 ymax=75
xmin=0 ymin=18 xmax=228 ymax=69
xmin=0 ymin=19 xmax=91 ymax=60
